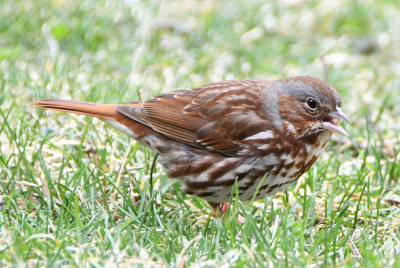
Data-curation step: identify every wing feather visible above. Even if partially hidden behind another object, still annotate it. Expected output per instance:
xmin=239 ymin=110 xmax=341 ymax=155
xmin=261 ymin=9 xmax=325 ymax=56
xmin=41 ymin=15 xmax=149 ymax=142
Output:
xmin=117 ymin=81 xmax=276 ymax=156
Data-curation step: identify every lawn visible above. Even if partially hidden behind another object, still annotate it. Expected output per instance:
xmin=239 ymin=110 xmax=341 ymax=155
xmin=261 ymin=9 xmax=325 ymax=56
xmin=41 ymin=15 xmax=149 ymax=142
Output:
xmin=1 ymin=0 xmax=400 ymax=266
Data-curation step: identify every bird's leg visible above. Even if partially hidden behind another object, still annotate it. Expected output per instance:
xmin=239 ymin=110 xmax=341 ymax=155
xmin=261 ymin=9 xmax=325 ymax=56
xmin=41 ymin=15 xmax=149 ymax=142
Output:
xmin=210 ymin=202 xmax=224 ymax=218
xmin=221 ymin=202 xmax=230 ymax=214
xmin=210 ymin=202 xmax=245 ymax=223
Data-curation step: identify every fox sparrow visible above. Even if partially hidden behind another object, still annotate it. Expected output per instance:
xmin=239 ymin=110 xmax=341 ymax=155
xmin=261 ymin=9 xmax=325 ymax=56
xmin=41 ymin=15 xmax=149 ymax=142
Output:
xmin=33 ymin=76 xmax=349 ymax=214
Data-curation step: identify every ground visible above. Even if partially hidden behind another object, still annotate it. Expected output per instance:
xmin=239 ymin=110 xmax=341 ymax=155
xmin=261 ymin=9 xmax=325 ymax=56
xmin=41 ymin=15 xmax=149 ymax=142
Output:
xmin=1 ymin=0 xmax=400 ymax=266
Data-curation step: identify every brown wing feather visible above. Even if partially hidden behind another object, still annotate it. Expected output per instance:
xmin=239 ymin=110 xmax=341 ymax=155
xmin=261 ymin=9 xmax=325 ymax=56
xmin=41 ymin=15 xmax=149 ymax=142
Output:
xmin=117 ymin=81 xmax=274 ymax=156
xmin=144 ymin=97 xmax=207 ymax=132
xmin=117 ymin=90 xmax=210 ymax=149
xmin=186 ymin=80 xmax=273 ymax=154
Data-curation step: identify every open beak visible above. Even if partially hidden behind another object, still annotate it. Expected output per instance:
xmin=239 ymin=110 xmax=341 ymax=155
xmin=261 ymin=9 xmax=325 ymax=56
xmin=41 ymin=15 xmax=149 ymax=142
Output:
xmin=322 ymin=106 xmax=350 ymax=136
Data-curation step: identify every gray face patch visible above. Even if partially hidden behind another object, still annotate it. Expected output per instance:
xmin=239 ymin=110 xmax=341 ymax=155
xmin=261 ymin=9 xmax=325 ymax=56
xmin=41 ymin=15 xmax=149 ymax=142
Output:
xmin=275 ymin=77 xmax=341 ymax=108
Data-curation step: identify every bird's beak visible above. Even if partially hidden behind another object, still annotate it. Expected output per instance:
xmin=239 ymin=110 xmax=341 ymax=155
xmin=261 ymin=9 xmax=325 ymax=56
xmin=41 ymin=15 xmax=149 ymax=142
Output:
xmin=322 ymin=106 xmax=350 ymax=136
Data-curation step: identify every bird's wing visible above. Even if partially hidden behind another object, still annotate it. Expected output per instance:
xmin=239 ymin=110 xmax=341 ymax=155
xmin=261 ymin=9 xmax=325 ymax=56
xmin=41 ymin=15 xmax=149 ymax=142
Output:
xmin=117 ymin=81 xmax=274 ymax=156
xmin=185 ymin=80 xmax=275 ymax=155
xmin=117 ymin=89 xmax=208 ymax=148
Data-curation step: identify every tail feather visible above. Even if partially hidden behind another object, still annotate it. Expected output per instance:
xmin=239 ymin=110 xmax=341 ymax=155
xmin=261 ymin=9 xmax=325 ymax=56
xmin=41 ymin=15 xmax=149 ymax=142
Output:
xmin=31 ymin=99 xmax=117 ymax=118
xmin=31 ymin=99 xmax=154 ymax=140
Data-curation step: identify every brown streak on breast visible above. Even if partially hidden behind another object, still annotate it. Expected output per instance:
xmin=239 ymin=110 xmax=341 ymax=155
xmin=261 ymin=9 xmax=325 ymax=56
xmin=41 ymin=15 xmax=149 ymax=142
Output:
xmin=291 ymin=154 xmax=319 ymax=179
xmin=284 ymin=161 xmax=296 ymax=170
xmin=207 ymin=160 xmax=240 ymax=181
xmin=290 ymin=147 xmax=303 ymax=159
xmin=184 ymin=177 xmax=235 ymax=190
xmin=305 ymin=155 xmax=319 ymax=170
xmin=167 ymin=158 xmax=215 ymax=178
xmin=271 ymin=160 xmax=286 ymax=176
xmin=302 ymin=133 xmax=320 ymax=144
xmin=248 ymin=166 xmax=273 ymax=183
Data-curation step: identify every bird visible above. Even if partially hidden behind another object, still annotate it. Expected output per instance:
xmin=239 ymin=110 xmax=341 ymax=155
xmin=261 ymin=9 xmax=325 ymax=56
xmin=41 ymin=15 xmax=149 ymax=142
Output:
xmin=32 ymin=76 xmax=350 ymax=216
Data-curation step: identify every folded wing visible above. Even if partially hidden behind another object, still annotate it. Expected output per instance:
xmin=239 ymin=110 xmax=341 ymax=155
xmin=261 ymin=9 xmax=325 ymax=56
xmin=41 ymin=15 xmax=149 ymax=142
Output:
xmin=117 ymin=80 xmax=274 ymax=156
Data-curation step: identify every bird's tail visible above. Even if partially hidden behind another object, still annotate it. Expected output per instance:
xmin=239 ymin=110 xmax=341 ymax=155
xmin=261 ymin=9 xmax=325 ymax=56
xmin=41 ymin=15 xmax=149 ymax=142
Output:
xmin=31 ymin=99 xmax=118 ymax=119
xmin=30 ymin=99 xmax=153 ymax=139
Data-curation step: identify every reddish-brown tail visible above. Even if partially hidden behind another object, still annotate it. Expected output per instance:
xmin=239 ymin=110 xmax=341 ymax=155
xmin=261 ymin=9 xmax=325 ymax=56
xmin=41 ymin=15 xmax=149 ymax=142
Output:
xmin=31 ymin=99 xmax=154 ymax=139
xmin=31 ymin=99 xmax=118 ymax=119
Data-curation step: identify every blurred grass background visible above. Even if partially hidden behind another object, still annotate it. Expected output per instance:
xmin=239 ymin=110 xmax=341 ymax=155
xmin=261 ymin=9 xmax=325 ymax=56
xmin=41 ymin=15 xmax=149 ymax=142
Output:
xmin=1 ymin=0 xmax=400 ymax=266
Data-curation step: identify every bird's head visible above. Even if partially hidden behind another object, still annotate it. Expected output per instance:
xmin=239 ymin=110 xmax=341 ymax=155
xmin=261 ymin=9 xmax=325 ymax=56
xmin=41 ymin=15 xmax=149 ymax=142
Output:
xmin=276 ymin=76 xmax=350 ymax=138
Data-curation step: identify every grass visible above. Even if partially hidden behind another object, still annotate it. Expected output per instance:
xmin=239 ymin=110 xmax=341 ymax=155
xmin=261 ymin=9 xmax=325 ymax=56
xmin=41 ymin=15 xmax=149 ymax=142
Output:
xmin=1 ymin=0 xmax=400 ymax=266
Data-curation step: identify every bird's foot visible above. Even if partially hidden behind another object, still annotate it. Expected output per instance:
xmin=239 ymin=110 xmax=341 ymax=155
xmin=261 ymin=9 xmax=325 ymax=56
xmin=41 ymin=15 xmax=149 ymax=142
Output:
xmin=211 ymin=202 xmax=245 ymax=223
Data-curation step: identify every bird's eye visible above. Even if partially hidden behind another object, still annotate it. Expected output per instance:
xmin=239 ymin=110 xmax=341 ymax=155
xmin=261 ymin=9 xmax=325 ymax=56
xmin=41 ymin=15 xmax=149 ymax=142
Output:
xmin=305 ymin=98 xmax=318 ymax=110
